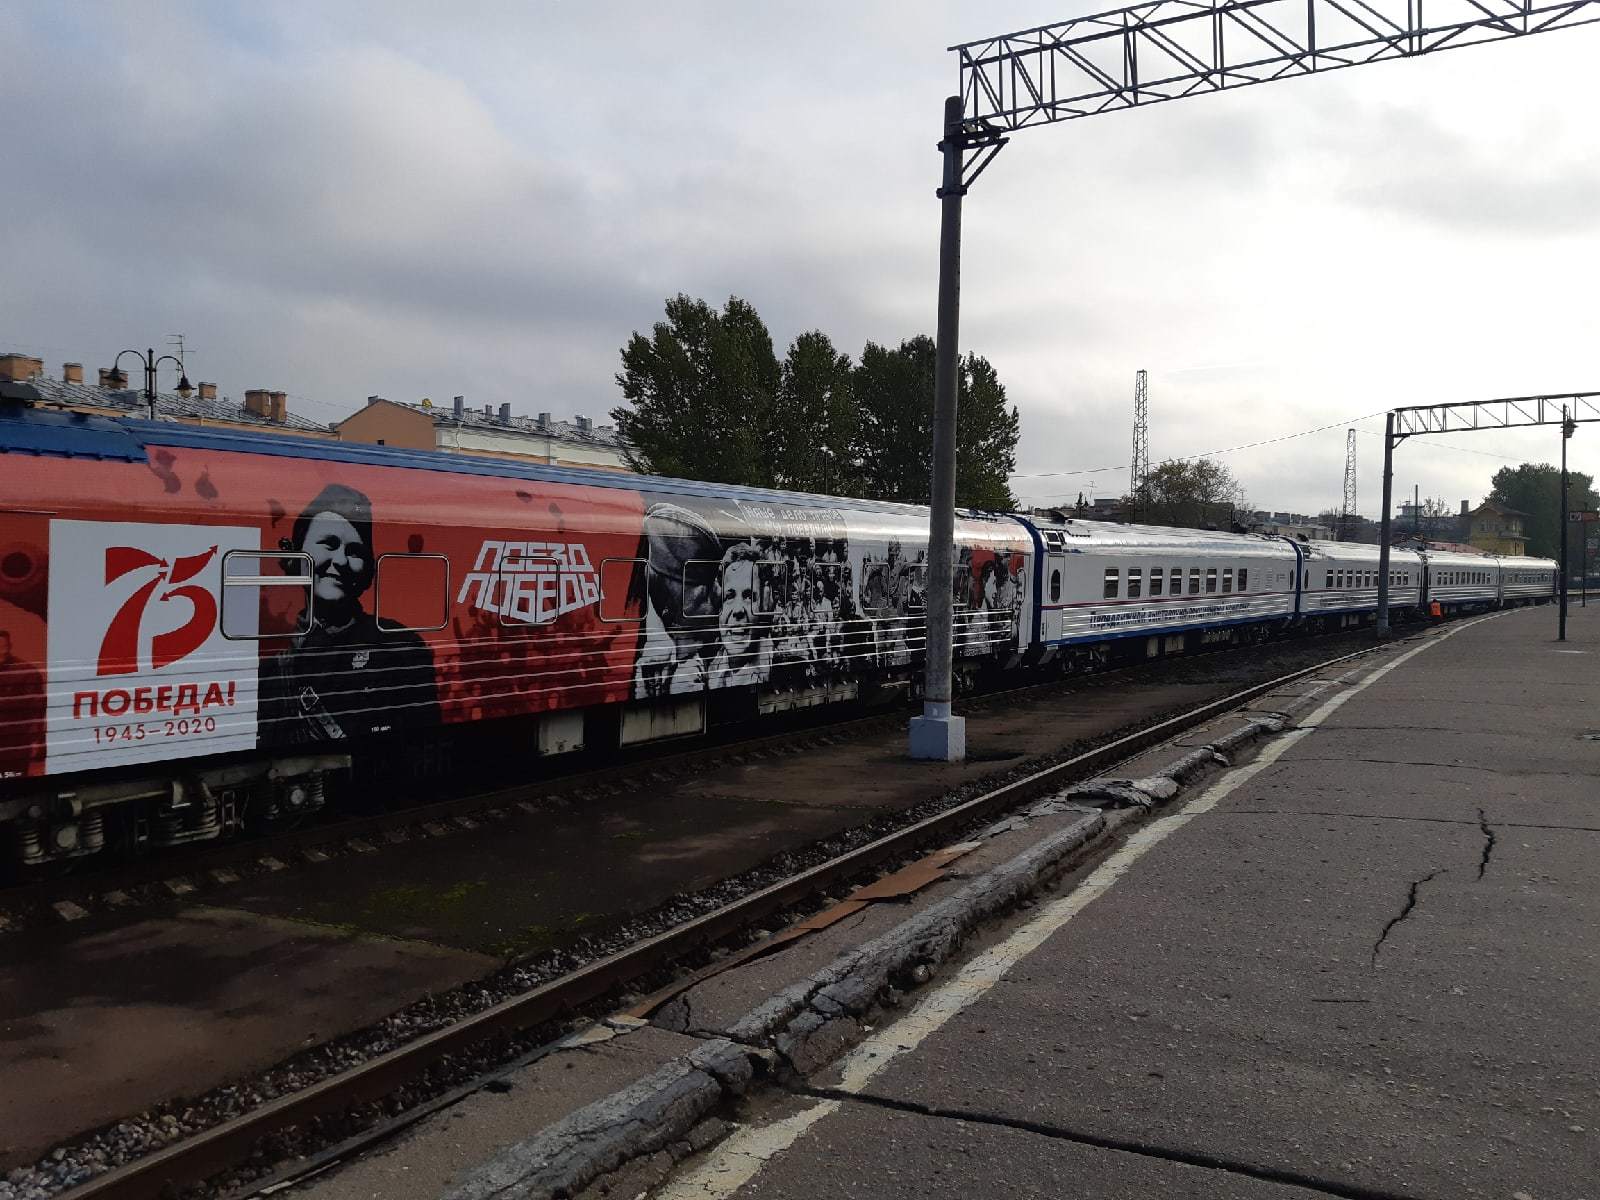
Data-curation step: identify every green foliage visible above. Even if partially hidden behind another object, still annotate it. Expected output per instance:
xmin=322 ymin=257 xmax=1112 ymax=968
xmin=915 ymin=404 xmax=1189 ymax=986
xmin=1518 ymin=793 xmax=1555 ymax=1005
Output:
xmin=1489 ymin=462 xmax=1599 ymax=560
xmin=1127 ymin=458 xmax=1249 ymax=529
xmin=610 ymin=294 xmax=778 ymax=486
xmin=851 ymin=336 xmax=935 ymax=503
xmin=772 ymin=330 xmax=858 ymax=495
xmin=850 ymin=335 xmax=1019 ymax=509
xmin=612 ymin=297 xmax=1020 ymax=509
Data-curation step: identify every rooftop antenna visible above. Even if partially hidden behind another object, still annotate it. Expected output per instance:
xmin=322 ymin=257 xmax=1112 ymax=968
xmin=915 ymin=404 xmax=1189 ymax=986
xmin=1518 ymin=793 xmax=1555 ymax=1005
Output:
xmin=166 ymin=333 xmax=190 ymax=374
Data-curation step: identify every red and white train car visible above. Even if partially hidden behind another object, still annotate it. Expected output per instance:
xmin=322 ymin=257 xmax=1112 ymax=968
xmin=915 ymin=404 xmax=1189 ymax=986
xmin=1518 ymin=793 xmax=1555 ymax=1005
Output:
xmin=0 ymin=406 xmax=1029 ymax=866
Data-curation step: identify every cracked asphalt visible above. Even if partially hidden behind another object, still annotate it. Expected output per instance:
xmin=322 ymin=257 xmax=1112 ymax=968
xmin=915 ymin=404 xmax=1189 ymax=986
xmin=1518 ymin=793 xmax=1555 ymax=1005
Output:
xmin=685 ymin=605 xmax=1600 ymax=1200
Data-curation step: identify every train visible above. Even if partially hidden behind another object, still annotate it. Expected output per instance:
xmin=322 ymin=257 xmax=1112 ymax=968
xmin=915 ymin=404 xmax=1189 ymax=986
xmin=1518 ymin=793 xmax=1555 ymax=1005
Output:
xmin=0 ymin=401 xmax=1557 ymax=868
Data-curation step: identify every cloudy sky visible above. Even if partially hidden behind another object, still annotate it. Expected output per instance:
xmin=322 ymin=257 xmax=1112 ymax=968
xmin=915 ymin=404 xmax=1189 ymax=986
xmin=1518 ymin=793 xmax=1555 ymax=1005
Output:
xmin=3 ymin=1 xmax=1598 ymax=518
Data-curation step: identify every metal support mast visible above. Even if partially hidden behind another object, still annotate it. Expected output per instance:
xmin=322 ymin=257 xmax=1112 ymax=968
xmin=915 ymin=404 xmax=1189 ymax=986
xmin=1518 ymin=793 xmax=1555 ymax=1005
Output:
xmin=1340 ymin=429 xmax=1357 ymax=541
xmin=1130 ymin=369 xmax=1150 ymax=519
xmin=1376 ymin=414 xmax=1397 ymax=636
xmin=908 ymin=96 xmax=1003 ymax=763
xmin=914 ymin=0 xmax=1600 ymax=760
xmin=1560 ymin=405 xmax=1576 ymax=640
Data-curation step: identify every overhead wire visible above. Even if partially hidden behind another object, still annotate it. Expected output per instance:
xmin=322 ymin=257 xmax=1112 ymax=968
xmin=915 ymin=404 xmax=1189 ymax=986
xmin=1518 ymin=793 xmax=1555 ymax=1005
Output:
xmin=1009 ymin=409 xmax=1389 ymax=482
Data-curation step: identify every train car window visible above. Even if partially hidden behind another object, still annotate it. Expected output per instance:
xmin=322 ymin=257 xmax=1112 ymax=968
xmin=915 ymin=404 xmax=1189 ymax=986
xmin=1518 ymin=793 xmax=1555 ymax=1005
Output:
xmin=221 ymin=550 xmax=313 ymax=640
xmin=1325 ymin=571 xmax=1333 ymax=588
xmin=1238 ymin=568 xmax=1248 ymax=591
xmin=1190 ymin=568 xmax=1202 ymax=595
xmin=903 ymin=564 xmax=929 ymax=613
xmin=1127 ymin=569 xmax=1143 ymax=598
xmin=1221 ymin=568 xmax=1233 ymax=593
xmin=1049 ymin=569 xmax=1061 ymax=602
xmin=683 ymin=559 xmax=723 ymax=621
xmin=1205 ymin=568 xmax=1218 ymax=593
xmin=1149 ymin=569 xmax=1163 ymax=597
xmin=598 ymin=557 xmax=646 ymax=623
xmin=1103 ymin=569 xmax=1119 ymax=599
xmin=757 ymin=561 xmax=789 ymax=615
xmin=497 ymin=553 xmax=562 ymax=626
xmin=1170 ymin=568 xmax=1182 ymax=595
xmin=375 ymin=554 xmax=450 ymax=632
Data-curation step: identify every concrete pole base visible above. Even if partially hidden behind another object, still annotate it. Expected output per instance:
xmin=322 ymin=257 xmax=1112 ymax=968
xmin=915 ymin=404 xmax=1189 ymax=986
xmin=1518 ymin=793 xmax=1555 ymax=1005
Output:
xmin=909 ymin=704 xmax=966 ymax=762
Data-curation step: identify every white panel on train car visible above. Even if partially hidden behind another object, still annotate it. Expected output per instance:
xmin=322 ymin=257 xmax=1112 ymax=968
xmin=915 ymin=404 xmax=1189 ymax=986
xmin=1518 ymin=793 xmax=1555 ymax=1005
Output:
xmin=46 ymin=520 xmax=260 ymax=773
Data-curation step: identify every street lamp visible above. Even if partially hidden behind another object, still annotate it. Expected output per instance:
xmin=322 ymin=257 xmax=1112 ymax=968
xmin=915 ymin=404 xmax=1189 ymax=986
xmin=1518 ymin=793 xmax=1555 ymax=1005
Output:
xmin=112 ymin=346 xmax=192 ymax=421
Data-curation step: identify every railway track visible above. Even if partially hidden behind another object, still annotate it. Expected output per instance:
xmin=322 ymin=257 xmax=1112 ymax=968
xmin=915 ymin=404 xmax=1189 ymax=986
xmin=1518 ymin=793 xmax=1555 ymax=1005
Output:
xmin=0 ymin=620 xmax=1408 ymax=930
xmin=49 ymin=635 xmax=1391 ymax=1200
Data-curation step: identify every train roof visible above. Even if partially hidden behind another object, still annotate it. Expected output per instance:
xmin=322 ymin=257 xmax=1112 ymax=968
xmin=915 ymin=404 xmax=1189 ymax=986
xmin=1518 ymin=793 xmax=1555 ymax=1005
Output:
xmin=1298 ymin=540 xmax=1423 ymax=563
xmin=0 ymin=401 xmax=1018 ymax=527
xmin=1021 ymin=518 xmax=1298 ymax=556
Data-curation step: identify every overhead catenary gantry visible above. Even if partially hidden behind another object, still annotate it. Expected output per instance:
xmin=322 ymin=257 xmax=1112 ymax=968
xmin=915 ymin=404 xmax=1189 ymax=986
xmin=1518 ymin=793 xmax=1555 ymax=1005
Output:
xmin=1375 ymin=392 xmax=1600 ymax=642
xmin=911 ymin=0 xmax=1600 ymax=761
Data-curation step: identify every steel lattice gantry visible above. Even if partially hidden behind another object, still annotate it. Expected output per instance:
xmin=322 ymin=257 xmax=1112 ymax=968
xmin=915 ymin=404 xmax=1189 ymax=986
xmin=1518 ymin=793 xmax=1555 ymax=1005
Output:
xmin=954 ymin=0 xmax=1600 ymax=138
xmin=1392 ymin=391 xmax=1600 ymax=438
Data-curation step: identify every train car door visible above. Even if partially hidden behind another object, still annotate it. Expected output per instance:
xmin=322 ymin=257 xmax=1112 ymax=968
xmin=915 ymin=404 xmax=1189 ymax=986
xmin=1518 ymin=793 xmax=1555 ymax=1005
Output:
xmin=1038 ymin=527 xmax=1068 ymax=644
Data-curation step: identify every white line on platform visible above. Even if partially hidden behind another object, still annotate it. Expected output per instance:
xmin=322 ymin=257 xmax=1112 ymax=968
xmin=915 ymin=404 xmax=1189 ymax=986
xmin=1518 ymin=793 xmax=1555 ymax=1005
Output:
xmin=659 ymin=613 xmax=1500 ymax=1200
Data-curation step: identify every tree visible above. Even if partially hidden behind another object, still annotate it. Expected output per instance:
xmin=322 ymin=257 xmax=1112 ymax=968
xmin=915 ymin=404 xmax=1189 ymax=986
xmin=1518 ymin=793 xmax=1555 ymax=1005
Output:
xmin=770 ymin=331 xmax=858 ymax=495
xmin=1127 ymin=459 xmax=1248 ymax=529
xmin=613 ymin=302 xmax=1021 ymax=507
xmin=957 ymin=354 xmax=1022 ymax=511
xmin=1489 ymin=463 xmax=1600 ymax=560
xmin=610 ymin=294 xmax=779 ymax=486
xmin=852 ymin=336 xmax=1019 ymax=509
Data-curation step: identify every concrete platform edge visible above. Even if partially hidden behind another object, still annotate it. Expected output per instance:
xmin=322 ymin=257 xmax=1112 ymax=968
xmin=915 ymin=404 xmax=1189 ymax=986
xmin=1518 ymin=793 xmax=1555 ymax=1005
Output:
xmin=442 ymin=659 xmax=1363 ymax=1200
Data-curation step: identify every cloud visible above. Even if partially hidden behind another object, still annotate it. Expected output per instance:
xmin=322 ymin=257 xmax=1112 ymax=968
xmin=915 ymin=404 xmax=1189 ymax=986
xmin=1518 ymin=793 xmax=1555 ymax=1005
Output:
xmin=1 ymin=0 xmax=1596 ymax=517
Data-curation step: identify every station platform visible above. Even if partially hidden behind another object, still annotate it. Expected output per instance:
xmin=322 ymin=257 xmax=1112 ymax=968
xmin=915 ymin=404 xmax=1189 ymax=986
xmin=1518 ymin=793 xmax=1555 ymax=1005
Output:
xmin=293 ymin=602 xmax=1598 ymax=1200
xmin=653 ymin=602 xmax=1599 ymax=1200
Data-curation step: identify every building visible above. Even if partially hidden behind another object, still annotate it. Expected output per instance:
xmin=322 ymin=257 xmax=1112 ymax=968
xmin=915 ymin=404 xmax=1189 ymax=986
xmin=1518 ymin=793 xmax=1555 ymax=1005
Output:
xmin=1465 ymin=500 xmax=1529 ymax=556
xmin=0 ymin=353 xmax=330 ymax=437
xmin=1 ymin=355 xmax=629 ymax=473
xmin=1249 ymin=511 xmax=1333 ymax=539
xmin=334 ymin=395 xmax=630 ymax=471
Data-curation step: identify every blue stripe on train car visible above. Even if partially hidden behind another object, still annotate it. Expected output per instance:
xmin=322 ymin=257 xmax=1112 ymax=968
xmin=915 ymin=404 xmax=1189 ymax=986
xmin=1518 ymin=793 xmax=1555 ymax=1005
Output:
xmin=1040 ymin=610 xmax=1298 ymax=647
xmin=0 ymin=404 xmax=148 ymax=461
xmin=2 ymin=404 xmax=1014 ymax=520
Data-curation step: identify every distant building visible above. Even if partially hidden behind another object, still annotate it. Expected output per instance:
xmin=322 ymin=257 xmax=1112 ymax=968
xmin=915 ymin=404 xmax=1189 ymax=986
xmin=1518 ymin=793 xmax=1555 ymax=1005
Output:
xmin=1465 ymin=500 xmax=1528 ymax=556
xmin=1395 ymin=499 xmax=1471 ymax=543
xmin=1392 ymin=535 xmax=1486 ymax=555
xmin=1250 ymin=517 xmax=1335 ymax=542
xmin=335 ymin=396 xmax=630 ymax=471
xmin=0 ymin=353 xmax=330 ymax=437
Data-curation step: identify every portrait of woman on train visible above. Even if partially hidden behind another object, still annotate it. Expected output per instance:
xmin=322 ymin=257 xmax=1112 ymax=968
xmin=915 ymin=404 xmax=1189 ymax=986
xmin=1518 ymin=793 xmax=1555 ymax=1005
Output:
xmin=259 ymin=482 xmax=439 ymax=744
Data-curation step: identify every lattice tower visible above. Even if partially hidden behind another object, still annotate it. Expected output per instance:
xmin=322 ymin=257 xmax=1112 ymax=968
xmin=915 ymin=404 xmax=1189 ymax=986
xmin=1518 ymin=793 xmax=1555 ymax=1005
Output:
xmin=1340 ymin=429 xmax=1357 ymax=541
xmin=1130 ymin=369 xmax=1149 ymax=508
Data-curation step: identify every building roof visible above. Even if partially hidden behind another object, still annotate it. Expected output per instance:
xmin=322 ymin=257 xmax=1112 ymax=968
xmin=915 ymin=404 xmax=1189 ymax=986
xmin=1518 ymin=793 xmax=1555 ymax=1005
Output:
xmin=18 ymin=372 xmax=327 ymax=432
xmin=401 ymin=400 xmax=626 ymax=449
xmin=1471 ymin=499 xmax=1530 ymax=519
xmin=1392 ymin=536 xmax=1488 ymax=555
